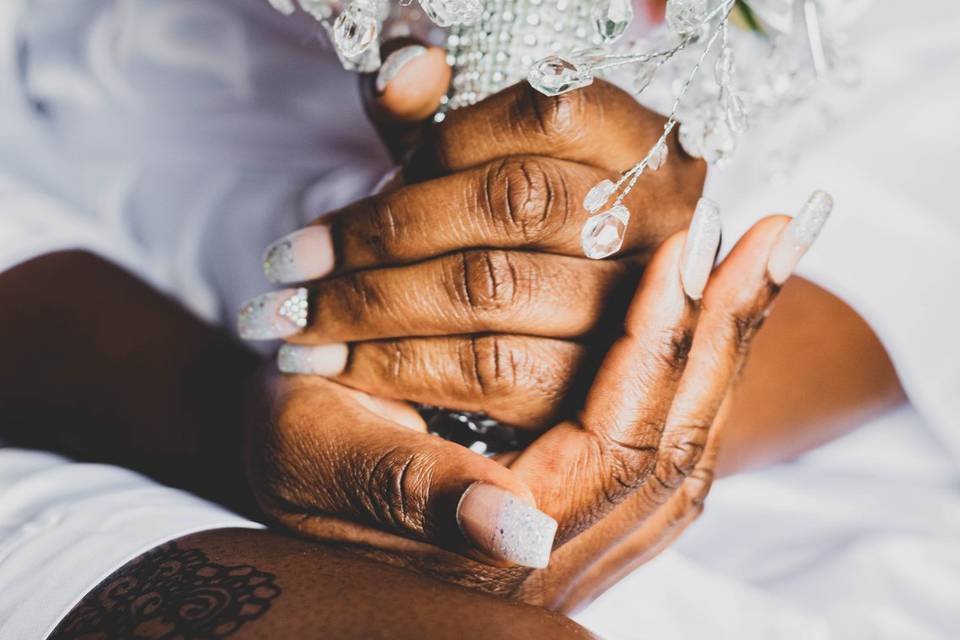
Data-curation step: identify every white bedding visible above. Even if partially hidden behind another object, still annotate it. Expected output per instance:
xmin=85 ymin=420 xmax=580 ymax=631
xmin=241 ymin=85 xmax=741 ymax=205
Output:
xmin=0 ymin=0 xmax=957 ymax=638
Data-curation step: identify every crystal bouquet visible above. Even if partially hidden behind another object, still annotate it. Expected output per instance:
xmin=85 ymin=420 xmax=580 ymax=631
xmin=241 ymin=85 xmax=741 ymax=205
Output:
xmin=269 ymin=0 xmax=866 ymax=260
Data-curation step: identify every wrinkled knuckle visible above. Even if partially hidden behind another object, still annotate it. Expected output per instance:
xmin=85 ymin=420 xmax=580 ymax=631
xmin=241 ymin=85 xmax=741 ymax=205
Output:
xmin=683 ymin=467 xmax=715 ymax=511
xmin=593 ymin=430 xmax=659 ymax=505
xmin=366 ymin=197 xmax=402 ymax=260
xmin=380 ymin=338 xmax=419 ymax=381
xmin=731 ymin=307 xmax=768 ymax=355
xmin=335 ymin=271 xmax=379 ymax=323
xmin=362 ymin=448 xmax=435 ymax=535
xmin=459 ymin=335 xmax=518 ymax=399
xmin=485 ymin=157 xmax=568 ymax=243
xmin=658 ymin=439 xmax=706 ymax=490
xmin=527 ymin=84 xmax=590 ymax=143
xmin=458 ymin=249 xmax=520 ymax=313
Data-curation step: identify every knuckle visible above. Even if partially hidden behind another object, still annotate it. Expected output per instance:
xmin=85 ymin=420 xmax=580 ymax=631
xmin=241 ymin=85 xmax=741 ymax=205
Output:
xmin=332 ymin=271 xmax=380 ymax=324
xmin=523 ymin=83 xmax=591 ymax=143
xmin=592 ymin=429 xmax=660 ymax=506
xmin=684 ymin=467 xmax=715 ymax=510
xmin=365 ymin=196 xmax=402 ymax=260
xmin=483 ymin=157 xmax=571 ymax=243
xmin=360 ymin=447 xmax=435 ymax=536
xmin=379 ymin=338 xmax=420 ymax=382
xmin=458 ymin=335 xmax=519 ymax=398
xmin=457 ymin=249 xmax=521 ymax=313
xmin=656 ymin=438 xmax=707 ymax=491
xmin=731 ymin=307 xmax=769 ymax=355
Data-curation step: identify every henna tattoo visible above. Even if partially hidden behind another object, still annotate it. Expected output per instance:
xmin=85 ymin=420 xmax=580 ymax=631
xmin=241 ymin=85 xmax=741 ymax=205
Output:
xmin=50 ymin=542 xmax=281 ymax=639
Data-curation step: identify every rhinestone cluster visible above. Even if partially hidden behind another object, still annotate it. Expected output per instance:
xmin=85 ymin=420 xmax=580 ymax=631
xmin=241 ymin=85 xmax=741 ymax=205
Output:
xmin=278 ymin=288 xmax=310 ymax=329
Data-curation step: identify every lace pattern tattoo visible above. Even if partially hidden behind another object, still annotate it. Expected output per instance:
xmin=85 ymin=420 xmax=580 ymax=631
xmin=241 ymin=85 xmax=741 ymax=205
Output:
xmin=50 ymin=542 xmax=281 ymax=639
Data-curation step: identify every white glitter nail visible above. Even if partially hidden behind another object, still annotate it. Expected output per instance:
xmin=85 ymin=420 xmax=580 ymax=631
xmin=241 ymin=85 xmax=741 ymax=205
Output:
xmin=767 ymin=191 xmax=834 ymax=285
xmin=277 ymin=343 xmax=349 ymax=376
xmin=680 ymin=197 xmax=722 ymax=300
xmin=238 ymin=288 xmax=309 ymax=341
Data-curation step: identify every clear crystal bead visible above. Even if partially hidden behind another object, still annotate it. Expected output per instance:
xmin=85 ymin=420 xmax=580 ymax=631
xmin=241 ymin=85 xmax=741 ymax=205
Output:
xmin=570 ymin=47 xmax=609 ymax=67
xmin=723 ymin=91 xmax=749 ymax=133
xmin=420 ymin=0 xmax=483 ymax=27
xmin=700 ymin=110 xmax=737 ymax=165
xmin=528 ymin=55 xmax=594 ymax=97
xmin=715 ymin=46 xmax=735 ymax=86
xmin=582 ymin=204 xmax=630 ymax=260
xmin=592 ymin=0 xmax=634 ymax=43
xmin=666 ymin=0 xmax=709 ymax=39
xmin=334 ymin=2 xmax=379 ymax=59
xmin=648 ymin=140 xmax=668 ymax=171
xmin=633 ymin=59 xmax=659 ymax=94
xmin=583 ymin=179 xmax=617 ymax=213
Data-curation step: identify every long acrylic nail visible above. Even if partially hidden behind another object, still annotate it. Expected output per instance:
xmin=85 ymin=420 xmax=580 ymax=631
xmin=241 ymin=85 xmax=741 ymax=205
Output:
xmin=277 ymin=343 xmax=348 ymax=376
xmin=680 ymin=197 xmax=722 ymax=300
xmin=767 ymin=190 xmax=834 ymax=285
xmin=376 ymin=45 xmax=428 ymax=94
xmin=238 ymin=288 xmax=309 ymax=340
xmin=263 ymin=226 xmax=335 ymax=284
xmin=457 ymin=482 xmax=557 ymax=569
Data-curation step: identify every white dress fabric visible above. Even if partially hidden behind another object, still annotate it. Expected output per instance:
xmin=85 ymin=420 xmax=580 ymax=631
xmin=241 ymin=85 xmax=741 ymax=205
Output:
xmin=0 ymin=0 xmax=957 ymax=638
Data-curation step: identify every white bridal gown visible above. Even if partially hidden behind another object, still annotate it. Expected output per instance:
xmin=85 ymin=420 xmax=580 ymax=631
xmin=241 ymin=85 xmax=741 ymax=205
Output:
xmin=0 ymin=0 xmax=958 ymax=638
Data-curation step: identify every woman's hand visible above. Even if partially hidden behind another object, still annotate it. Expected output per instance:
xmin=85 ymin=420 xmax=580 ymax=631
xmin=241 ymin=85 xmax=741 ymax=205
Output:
xmin=243 ymin=195 xmax=831 ymax=609
xmin=239 ymin=75 xmax=706 ymax=428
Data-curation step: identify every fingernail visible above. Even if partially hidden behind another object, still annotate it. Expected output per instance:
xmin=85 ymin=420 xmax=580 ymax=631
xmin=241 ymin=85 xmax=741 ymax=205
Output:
xmin=376 ymin=45 xmax=428 ymax=94
xmin=277 ymin=343 xmax=348 ymax=376
xmin=457 ymin=482 xmax=557 ymax=569
xmin=767 ymin=190 xmax=834 ymax=285
xmin=680 ymin=197 xmax=722 ymax=300
xmin=263 ymin=226 xmax=335 ymax=284
xmin=238 ymin=287 xmax=309 ymax=340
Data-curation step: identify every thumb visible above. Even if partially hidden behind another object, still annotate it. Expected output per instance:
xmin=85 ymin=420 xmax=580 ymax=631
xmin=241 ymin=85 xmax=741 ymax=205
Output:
xmin=360 ymin=39 xmax=451 ymax=163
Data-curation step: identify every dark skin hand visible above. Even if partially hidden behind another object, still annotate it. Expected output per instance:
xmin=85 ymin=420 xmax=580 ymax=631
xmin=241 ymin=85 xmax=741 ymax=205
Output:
xmin=49 ymin=528 xmax=596 ymax=640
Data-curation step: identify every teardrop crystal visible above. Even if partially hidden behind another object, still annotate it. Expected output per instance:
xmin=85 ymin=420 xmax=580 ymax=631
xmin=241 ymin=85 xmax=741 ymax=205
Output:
xmin=715 ymin=47 xmax=735 ymax=86
xmin=665 ymin=0 xmax=709 ymax=39
xmin=648 ymin=140 xmax=669 ymax=171
xmin=723 ymin=91 xmax=749 ymax=133
xmin=420 ymin=0 xmax=483 ymax=27
xmin=583 ymin=179 xmax=617 ymax=213
xmin=582 ymin=204 xmax=630 ymax=260
xmin=334 ymin=2 xmax=379 ymax=59
xmin=593 ymin=0 xmax=635 ymax=43
xmin=633 ymin=59 xmax=659 ymax=94
xmin=528 ymin=55 xmax=594 ymax=97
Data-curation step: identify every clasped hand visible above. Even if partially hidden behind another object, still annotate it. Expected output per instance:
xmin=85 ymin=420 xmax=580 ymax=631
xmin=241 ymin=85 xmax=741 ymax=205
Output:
xmin=240 ymin=62 xmax=792 ymax=610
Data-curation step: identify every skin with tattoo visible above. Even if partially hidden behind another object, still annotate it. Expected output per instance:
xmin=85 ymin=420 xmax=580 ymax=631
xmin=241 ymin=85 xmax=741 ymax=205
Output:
xmin=49 ymin=529 xmax=596 ymax=640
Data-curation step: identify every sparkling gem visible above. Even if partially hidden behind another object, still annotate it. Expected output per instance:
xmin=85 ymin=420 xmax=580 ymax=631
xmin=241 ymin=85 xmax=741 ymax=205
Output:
xmin=715 ymin=46 xmax=735 ymax=85
xmin=700 ymin=110 xmax=738 ymax=165
xmin=420 ymin=0 xmax=483 ymax=27
xmin=592 ymin=0 xmax=634 ymax=43
xmin=648 ymin=140 xmax=668 ymax=171
xmin=723 ymin=91 xmax=749 ymax=132
xmin=583 ymin=179 xmax=617 ymax=213
xmin=582 ymin=204 xmax=630 ymax=259
xmin=633 ymin=59 xmax=659 ymax=94
xmin=334 ymin=2 xmax=379 ymax=59
xmin=666 ymin=0 xmax=709 ymax=39
xmin=528 ymin=55 xmax=593 ymax=97
xmin=570 ymin=47 xmax=609 ymax=67
xmin=278 ymin=288 xmax=310 ymax=329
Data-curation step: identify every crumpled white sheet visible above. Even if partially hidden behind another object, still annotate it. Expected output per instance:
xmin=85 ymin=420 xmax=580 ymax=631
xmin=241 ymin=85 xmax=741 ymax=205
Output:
xmin=574 ymin=406 xmax=960 ymax=639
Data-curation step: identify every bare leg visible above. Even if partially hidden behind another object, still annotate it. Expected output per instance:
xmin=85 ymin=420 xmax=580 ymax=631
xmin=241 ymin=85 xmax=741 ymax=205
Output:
xmin=50 ymin=528 xmax=596 ymax=640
